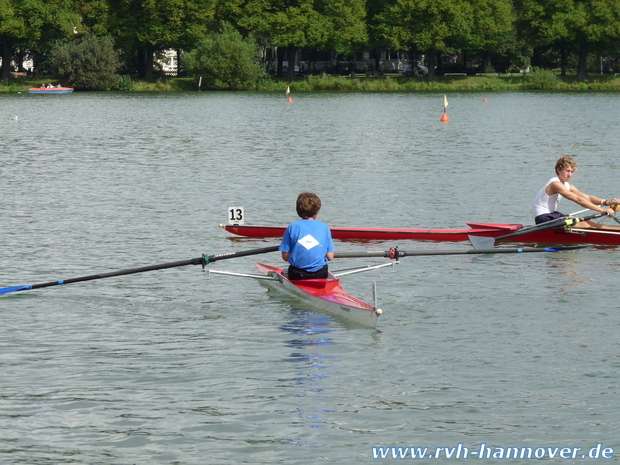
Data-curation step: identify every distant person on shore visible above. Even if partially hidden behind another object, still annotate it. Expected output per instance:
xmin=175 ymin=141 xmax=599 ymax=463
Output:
xmin=280 ymin=192 xmax=335 ymax=280
xmin=532 ymin=156 xmax=619 ymax=227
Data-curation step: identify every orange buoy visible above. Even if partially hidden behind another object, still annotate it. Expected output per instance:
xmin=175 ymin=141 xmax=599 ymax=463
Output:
xmin=440 ymin=95 xmax=449 ymax=121
xmin=287 ymin=96 xmax=293 ymax=102
xmin=482 ymin=98 xmax=488 ymax=102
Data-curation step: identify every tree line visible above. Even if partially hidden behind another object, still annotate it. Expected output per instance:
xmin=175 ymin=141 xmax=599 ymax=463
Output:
xmin=1 ymin=0 xmax=619 ymax=85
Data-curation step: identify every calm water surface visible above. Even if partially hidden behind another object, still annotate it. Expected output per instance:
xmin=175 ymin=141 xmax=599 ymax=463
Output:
xmin=2 ymin=90 xmax=620 ymax=464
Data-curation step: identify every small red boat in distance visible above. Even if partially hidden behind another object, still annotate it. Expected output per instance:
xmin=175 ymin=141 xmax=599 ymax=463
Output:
xmin=29 ymin=87 xmax=73 ymax=94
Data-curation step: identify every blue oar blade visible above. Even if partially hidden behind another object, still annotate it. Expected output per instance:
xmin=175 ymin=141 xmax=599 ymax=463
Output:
xmin=544 ymin=245 xmax=590 ymax=252
xmin=0 ymin=285 xmax=33 ymax=295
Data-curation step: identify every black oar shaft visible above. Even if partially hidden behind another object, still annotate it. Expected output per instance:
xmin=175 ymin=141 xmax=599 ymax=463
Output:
xmin=1 ymin=245 xmax=280 ymax=294
xmin=334 ymin=251 xmax=392 ymax=258
xmin=334 ymin=246 xmax=583 ymax=259
xmin=29 ymin=257 xmax=205 ymax=290
xmin=206 ymin=245 xmax=280 ymax=263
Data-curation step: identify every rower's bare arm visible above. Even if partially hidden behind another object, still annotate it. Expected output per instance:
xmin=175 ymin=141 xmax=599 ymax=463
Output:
xmin=326 ymin=252 xmax=334 ymax=261
xmin=556 ymin=183 xmax=611 ymax=213
xmin=282 ymin=252 xmax=290 ymax=261
xmin=578 ymin=188 xmax=610 ymax=207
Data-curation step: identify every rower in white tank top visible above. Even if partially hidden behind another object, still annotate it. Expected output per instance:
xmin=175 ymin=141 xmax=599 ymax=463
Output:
xmin=532 ymin=176 xmax=569 ymax=219
xmin=531 ymin=156 xmax=619 ymax=226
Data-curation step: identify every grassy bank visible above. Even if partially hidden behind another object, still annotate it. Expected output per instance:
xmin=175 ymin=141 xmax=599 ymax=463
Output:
xmin=3 ymin=72 xmax=620 ymax=92
xmin=263 ymin=72 xmax=620 ymax=91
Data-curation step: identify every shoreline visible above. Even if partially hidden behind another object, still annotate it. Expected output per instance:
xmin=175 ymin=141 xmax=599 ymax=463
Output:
xmin=3 ymin=73 xmax=620 ymax=92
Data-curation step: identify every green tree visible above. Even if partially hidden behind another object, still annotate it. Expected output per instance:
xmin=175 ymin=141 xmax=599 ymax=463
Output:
xmin=182 ymin=22 xmax=263 ymax=89
xmin=225 ymin=0 xmax=367 ymax=79
xmin=0 ymin=0 xmax=79 ymax=80
xmin=516 ymin=0 xmax=620 ymax=78
xmin=106 ymin=0 xmax=217 ymax=79
xmin=515 ymin=0 xmax=578 ymax=74
xmin=47 ymin=33 xmax=120 ymax=89
xmin=375 ymin=0 xmax=514 ymax=78
xmin=0 ymin=0 xmax=22 ymax=79
xmin=367 ymin=0 xmax=410 ymax=73
xmin=375 ymin=0 xmax=474 ymax=78
xmin=462 ymin=0 xmax=516 ymax=71
xmin=78 ymin=0 xmax=112 ymax=36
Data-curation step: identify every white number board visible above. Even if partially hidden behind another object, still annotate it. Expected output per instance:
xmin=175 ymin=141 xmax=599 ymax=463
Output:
xmin=228 ymin=207 xmax=244 ymax=225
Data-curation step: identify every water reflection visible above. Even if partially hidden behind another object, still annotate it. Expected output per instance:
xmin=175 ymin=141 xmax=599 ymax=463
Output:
xmin=279 ymin=309 xmax=337 ymax=431
xmin=538 ymin=246 xmax=620 ymax=294
xmin=541 ymin=251 xmax=591 ymax=292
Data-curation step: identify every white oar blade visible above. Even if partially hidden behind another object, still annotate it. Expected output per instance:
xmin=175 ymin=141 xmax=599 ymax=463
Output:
xmin=469 ymin=235 xmax=495 ymax=250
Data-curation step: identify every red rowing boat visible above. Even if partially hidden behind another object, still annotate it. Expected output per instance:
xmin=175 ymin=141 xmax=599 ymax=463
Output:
xmin=219 ymin=222 xmax=620 ymax=245
xmin=254 ymin=263 xmax=382 ymax=327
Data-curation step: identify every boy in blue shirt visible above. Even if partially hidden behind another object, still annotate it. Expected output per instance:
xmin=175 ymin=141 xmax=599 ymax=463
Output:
xmin=280 ymin=192 xmax=335 ymax=280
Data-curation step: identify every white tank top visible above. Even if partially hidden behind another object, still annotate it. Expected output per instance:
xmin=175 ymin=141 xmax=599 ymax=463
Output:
xmin=532 ymin=176 xmax=570 ymax=217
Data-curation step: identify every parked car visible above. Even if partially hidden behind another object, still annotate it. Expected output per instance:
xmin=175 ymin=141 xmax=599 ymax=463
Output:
xmin=403 ymin=64 xmax=428 ymax=76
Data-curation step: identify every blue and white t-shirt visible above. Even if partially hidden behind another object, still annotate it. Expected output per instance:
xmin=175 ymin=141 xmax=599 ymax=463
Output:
xmin=279 ymin=219 xmax=335 ymax=272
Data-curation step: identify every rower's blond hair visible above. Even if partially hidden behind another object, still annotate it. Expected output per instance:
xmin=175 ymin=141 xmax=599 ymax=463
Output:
xmin=555 ymin=156 xmax=577 ymax=174
xmin=296 ymin=192 xmax=321 ymax=219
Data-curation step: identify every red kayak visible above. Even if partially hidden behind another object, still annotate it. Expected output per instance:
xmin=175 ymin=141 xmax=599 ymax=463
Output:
xmin=220 ymin=222 xmax=620 ymax=245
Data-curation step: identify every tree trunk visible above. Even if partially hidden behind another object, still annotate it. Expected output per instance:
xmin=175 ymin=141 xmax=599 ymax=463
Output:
xmin=137 ymin=48 xmax=146 ymax=78
xmin=16 ymin=49 xmax=25 ymax=72
xmin=560 ymin=45 xmax=567 ymax=76
xmin=531 ymin=47 xmax=541 ymax=68
xmin=374 ymin=50 xmax=381 ymax=72
xmin=436 ymin=52 xmax=443 ymax=74
xmin=276 ymin=48 xmax=284 ymax=77
xmin=286 ymin=47 xmax=297 ymax=80
xmin=427 ymin=48 xmax=437 ymax=80
xmin=145 ymin=46 xmax=154 ymax=80
xmin=408 ymin=49 xmax=417 ymax=76
xmin=136 ymin=46 xmax=155 ymax=79
xmin=483 ymin=52 xmax=492 ymax=71
xmin=1 ymin=41 xmax=12 ymax=81
xmin=577 ymin=45 xmax=587 ymax=80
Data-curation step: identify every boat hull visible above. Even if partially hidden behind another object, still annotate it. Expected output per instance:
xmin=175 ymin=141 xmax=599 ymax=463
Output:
xmin=29 ymin=87 xmax=74 ymax=94
xmin=255 ymin=263 xmax=379 ymax=327
xmin=222 ymin=223 xmax=620 ymax=246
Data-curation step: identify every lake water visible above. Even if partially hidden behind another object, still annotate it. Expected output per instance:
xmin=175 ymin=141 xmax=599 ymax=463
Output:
xmin=2 ymin=90 xmax=620 ymax=464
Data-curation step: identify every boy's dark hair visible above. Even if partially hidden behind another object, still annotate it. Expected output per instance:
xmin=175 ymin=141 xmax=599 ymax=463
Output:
xmin=296 ymin=192 xmax=321 ymax=219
